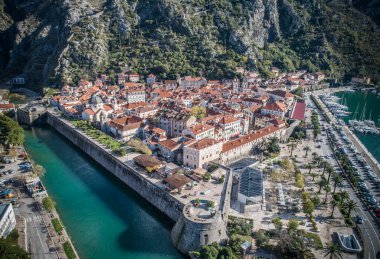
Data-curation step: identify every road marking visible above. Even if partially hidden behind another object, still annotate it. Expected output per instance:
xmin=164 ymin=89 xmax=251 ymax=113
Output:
xmin=31 ymin=215 xmax=48 ymax=259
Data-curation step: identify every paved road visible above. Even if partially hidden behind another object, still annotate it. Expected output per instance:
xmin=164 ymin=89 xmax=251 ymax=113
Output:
xmin=0 ymin=158 xmax=57 ymax=258
xmin=306 ymin=93 xmax=380 ymax=259
xmin=14 ymin=198 xmax=58 ymax=259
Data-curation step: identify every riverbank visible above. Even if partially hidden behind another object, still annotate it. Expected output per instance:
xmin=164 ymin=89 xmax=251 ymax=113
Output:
xmin=20 ymin=143 xmax=80 ymax=258
xmin=24 ymin=126 xmax=185 ymax=259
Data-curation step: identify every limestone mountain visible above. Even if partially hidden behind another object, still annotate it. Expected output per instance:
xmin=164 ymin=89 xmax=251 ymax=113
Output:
xmin=1 ymin=0 xmax=380 ymax=90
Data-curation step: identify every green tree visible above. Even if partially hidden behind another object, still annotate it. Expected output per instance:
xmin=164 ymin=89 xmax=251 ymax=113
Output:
xmin=42 ymin=197 xmax=56 ymax=211
xmin=272 ymin=217 xmax=283 ymax=233
xmin=0 ymin=114 xmax=24 ymax=146
xmin=218 ymin=246 xmax=237 ymax=259
xmin=318 ymin=177 xmax=328 ymax=193
xmin=323 ymin=185 xmax=331 ymax=203
xmin=203 ymin=173 xmax=211 ymax=182
xmin=330 ymin=199 xmax=339 ymax=218
xmin=277 ymin=233 xmax=310 ymax=258
xmin=200 ymin=244 xmax=219 ymax=259
xmin=303 ymin=200 xmax=315 ymax=217
xmin=228 ymin=235 xmax=243 ymax=255
xmin=331 ymin=173 xmax=343 ymax=193
xmin=310 ymin=172 xmax=318 ymax=181
xmin=266 ymin=137 xmax=280 ymax=154
xmin=324 ymin=242 xmax=343 ymax=259
xmin=287 ymin=219 xmax=299 ymax=233
xmin=256 ymin=230 xmax=269 ymax=247
xmin=303 ymin=146 xmax=311 ymax=157
xmin=191 ymin=106 xmax=206 ymax=120
xmin=344 ymin=200 xmax=358 ymax=218
xmin=289 ymin=142 xmax=297 ymax=157
xmin=0 ymin=236 xmax=29 ymax=259
xmin=306 ymin=163 xmax=314 ymax=174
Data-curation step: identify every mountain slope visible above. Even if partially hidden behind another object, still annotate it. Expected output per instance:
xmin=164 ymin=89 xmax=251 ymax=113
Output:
xmin=1 ymin=0 xmax=380 ymax=89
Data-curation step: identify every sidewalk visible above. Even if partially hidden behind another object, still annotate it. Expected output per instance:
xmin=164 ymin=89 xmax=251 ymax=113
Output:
xmin=16 ymin=215 xmax=27 ymax=250
xmin=37 ymin=199 xmax=80 ymax=259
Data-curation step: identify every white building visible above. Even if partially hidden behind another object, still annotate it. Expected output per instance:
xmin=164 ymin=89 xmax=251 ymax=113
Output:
xmin=183 ymin=138 xmax=222 ymax=169
xmin=182 ymin=124 xmax=215 ymax=140
xmin=218 ymin=116 xmax=241 ymax=140
xmin=126 ymin=89 xmax=146 ymax=104
xmin=180 ymin=76 xmax=207 ymax=90
xmin=0 ymin=204 xmax=16 ymax=238
xmin=261 ymin=101 xmax=287 ymax=119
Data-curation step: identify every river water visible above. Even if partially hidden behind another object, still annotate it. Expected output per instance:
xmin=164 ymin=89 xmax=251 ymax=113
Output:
xmin=24 ymin=127 xmax=184 ymax=259
xmin=335 ymin=90 xmax=380 ymax=162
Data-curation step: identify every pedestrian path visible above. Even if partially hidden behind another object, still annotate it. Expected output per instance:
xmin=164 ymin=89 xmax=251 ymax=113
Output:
xmin=25 ymin=215 xmax=42 ymax=223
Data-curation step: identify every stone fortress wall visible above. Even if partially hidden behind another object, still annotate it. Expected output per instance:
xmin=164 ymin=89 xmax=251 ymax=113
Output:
xmin=44 ymin=112 xmax=231 ymax=254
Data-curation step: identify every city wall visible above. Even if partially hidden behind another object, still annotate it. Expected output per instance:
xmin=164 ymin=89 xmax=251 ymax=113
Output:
xmin=45 ymin=112 xmax=184 ymax=222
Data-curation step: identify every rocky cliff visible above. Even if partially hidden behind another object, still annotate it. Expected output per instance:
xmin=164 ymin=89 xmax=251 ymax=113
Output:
xmin=1 ymin=0 xmax=380 ymax=89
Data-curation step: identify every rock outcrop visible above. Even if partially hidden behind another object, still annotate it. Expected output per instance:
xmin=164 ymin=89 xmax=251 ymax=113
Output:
xmin=1 ymin=0 xmax=380 ymax=89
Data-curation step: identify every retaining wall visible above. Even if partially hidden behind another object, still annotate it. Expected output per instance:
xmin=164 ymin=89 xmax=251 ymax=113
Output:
xmin=46 ymin=113 xmax=184 ymax=221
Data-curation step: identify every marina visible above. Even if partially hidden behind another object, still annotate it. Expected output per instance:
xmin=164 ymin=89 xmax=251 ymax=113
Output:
xmin=334 ymin=90 xmax=380 ymax=162
xmin=320 ymin=92 xmax=380 ymax=135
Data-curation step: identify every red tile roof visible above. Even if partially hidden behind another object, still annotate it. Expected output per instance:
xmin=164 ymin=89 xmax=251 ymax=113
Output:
xmin=291 ymin=102 xmax=306 ymax=120
xmin=187 ymin=124 xmax=214 ymax=135
xmin=0 ymin=103 xmax=15 ymax=109
xmin=222 ymin=125 xmax=284 ymax=153
xmin=188 ymin=138 xmax=219 ymax=150
xmin=219 ymin=115 xmax=240 ymax=125
xmin=158 ymin=139 xmax=180 ymax=151
xmin=262 ymin=101 xmax=287 ymax=112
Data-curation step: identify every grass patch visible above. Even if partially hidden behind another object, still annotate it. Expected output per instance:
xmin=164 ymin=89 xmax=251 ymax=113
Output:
xmin=304 ymin=232 xmax=323 ymax=249
xmin=51 ymin=218 xmax=63 ymax=233
xmin=63 ymin=241 xmax=76 ymax=259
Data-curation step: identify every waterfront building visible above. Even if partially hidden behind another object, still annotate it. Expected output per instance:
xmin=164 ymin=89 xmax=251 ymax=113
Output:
xmin=0 ymin=204 xmax=16 ymax=238
xmin=106 ymin=116 xmax=143 ymax=141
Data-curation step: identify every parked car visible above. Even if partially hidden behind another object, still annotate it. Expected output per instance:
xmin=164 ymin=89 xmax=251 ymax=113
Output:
xmin=356 ymin=216 xmax=364 ymax=224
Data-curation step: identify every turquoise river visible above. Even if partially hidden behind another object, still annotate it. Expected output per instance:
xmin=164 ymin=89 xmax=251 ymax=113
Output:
xmin=335 ymin=90 xmax=380 ymax=162
xmin=24 ymin=127 xmax=185 ymax=259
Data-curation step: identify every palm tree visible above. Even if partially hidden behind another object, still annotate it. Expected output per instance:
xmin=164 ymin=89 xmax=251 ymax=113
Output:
xmin=337 ymin=191 xmax=349 ymax=207
xmin=332 ymin=174 xmax=343 ymax=193
xmin=324 ymin=242 xmax=343 ymax=259
xmin=310 ymin=172 xmax=318 ymax=181
xmin=321 ymin=160 xmax=329 ymax=176
xmin=330 ymin=199 xmax=339 ymax=218
xmin=289 ymin=142 xmax=298 ymax=157
xmin=314 ymin=155 xmax=322 ymax=167
xmin=311 ymin=152 xmax=320 ymax=164
xmin=318 ymin=177 xmax=328 ymax=193
xmin=306 ymin=163 xmax=314 ymax=174
xmin=323 ymin=185 xmax=331 ymax=203
xmin=344 ymin=200 xmax=358 ymax=218
xmin=303 ymin=146 xmax=311 ymax=157
xmin=326 ymin=165 xmax=335 ymax=184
